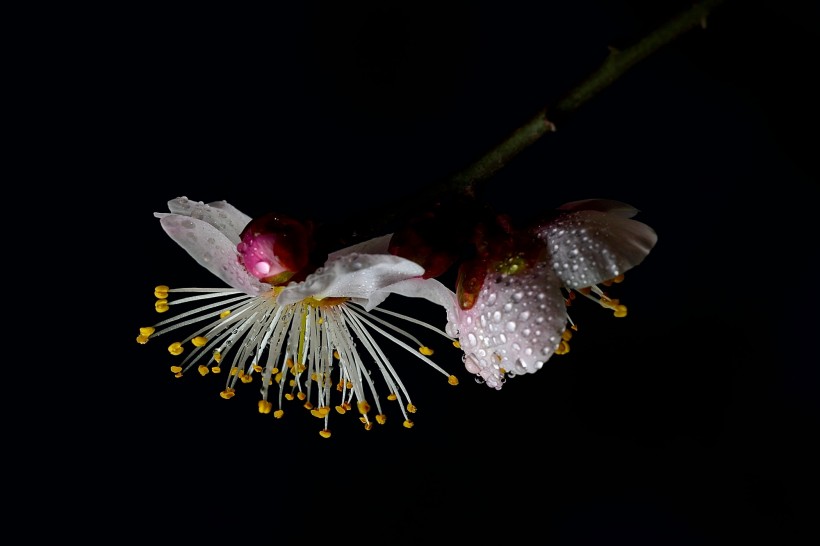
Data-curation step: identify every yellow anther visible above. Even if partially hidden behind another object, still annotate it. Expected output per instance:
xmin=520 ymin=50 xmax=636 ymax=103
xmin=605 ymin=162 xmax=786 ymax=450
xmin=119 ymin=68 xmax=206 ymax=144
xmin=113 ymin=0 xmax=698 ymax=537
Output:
xmin=363 ymin=422 xmax=373 ymax=431
xmin=139 ymin=327 xmax=155 ymax=337
xmin=229 ymin=367 xmax=238 ymax=376
xmin=406 ymin=403 xmax=417 ymax=413
xmin=571 ymin=323 xmax=579 ymax=331
xmin=387 ymin=393 xmax=398 ymax=401
xmin=357 ymin=400 xmax=371 ymax=414
xmin=258 ymin=400 xmax=272 ymax=414
xmin=154 ymin=285 xmax=169 ymax=298
xmin=219 ymin=388 xmax=235 ymax=400
xmin=173 ymin=372 xmax=183 ymax=379
xmin=286 ymin=359 xmax=294 ymax=369
xmin=211 ymin=366 xmax=221 ymax=373
xmin=359 ymin=416 xmax=368 ymax=424
xmin=403 ymin=420 xmax=414 ymax=429
xmin=297 ymin=391 xmax=306 ymax=401
xmin=448 ymin=375 xmax=459 ymax=386
xmin=136 ymin=334 xmax=150 ymax=344
xmin=376 ymin=414 xmax=387 ymax=425
xmin=155 ymin=300 xmax=169 ymax=313
xmin=213 ymin=351 xmax=222 ymax=363
xmin=273 ymin=409 xmax=284 ymax=419
xmin=310 ymin=409 xmax=324 ymax=418
xmin=612 ymin=274 xmax=624 ymax=283
xmin=613 ymin=304 xmax=628 ymax=318
xmin=274 ymin=372 xmax=283 ymax=383
xmin=346 ymin=381 xmax=353 ymax=389
xmin=170 ymin=365 xmax=182 ymax=374
xmin=168 ymin=342 xmax=183 ymax=356
xmin=270 ymin=367 xmax=279 ymax=374
xmin=419 ymin=346 xmax=434 ymax=356
xmin=219 ymin=310 xmax=231 ymax=319
xmin=319 ymin=429 xmax=331 ymax=438
xmin=562 ymin=329 xmax=573 ymax=341
xmin=333 ymin=350 xmax=340 ymax=359
xmin=452 ymin=340 xmax=461 ymax=349
xmin=310 ymin=373 xmax=318 ymax=381
xmin=335 ymin=405 xmax=346 ymax=414
xmin=252 ymin=364 xmax=263 ymax=373
xmin=284 ymin=393 xmax=294 ymax=401
xmin=192 ymin=336 xmax=208 ymax=347
xmin=197 ymin=365 xmax=209 ymax=376
xmin=293 ymin=363 xmax=306 ymax=374
xmin=303 ymin=401 xmax=314 ymax=410
xmin=318 ymin=406 xmax=330 ymax=416
xmin=556 ymin=340 xmax=570 ymax=355
xmin=239 ymin=373 xmax=253 ymax=384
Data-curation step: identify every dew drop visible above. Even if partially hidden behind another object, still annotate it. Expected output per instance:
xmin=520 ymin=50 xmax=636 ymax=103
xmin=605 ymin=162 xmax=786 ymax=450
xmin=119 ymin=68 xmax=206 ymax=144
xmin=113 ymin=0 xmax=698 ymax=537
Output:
xmin=492 ymin=311 xmax=502 ymax=322
xmin=487 ymin=292 xmax=497 ymax=305
xmin=519 ymin=310 xmax=530 ymax=321
xmin=512 ymin=291 xmax=524 ymax=302
xmin=506 ymin=321 xmax=516 ymax=332
xmin=467 ymin=333 xmax=477 ymax=347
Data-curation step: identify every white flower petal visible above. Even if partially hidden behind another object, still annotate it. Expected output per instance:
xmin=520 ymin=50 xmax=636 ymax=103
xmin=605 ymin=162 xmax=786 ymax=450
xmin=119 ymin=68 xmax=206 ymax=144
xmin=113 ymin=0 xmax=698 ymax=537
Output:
xmin=160 ymin=196 xmax=251 ymax=244
xmin=159 ymin=214 xmax=271 ymax=295
xmin=536 ymin=209 xmax=657 ymax=289
xmin=455 ymin=261 xmax=568 ymax=389
xmin=378 ymin=277 xmax=460 ymax=336
xmin=276 ymin=253 xmax=424 ymax=306
xmin=327 ymin=234 xmax=393 ymax=260
xmin=557 ymin=198 xmax=640 ymax=218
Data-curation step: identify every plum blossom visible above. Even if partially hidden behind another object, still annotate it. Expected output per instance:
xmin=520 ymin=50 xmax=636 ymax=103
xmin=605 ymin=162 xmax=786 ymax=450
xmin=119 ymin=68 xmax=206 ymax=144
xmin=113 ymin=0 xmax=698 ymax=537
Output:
xmin=137 ymin=197 xmax=459 ymax=437
xmin=446 ymin=199 xmax=657 ymax=389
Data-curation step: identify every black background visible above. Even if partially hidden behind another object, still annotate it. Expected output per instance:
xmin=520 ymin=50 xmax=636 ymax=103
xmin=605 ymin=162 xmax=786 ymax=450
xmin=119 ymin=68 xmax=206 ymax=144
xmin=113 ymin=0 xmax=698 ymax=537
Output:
xmin=75 ymin=1 xmax=819 ymax=543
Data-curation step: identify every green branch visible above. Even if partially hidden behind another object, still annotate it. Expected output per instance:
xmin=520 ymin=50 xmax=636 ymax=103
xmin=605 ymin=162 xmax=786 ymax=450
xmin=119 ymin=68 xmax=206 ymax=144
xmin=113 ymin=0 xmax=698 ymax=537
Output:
xmin=333 ymin=0 xmax=729 ymax=242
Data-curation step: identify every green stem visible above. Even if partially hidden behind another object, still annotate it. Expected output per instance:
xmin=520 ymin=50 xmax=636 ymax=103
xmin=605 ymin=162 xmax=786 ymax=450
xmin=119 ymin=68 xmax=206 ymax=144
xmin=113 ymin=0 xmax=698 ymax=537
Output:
xmin=334 ymin=0 xmax=729 ymax=242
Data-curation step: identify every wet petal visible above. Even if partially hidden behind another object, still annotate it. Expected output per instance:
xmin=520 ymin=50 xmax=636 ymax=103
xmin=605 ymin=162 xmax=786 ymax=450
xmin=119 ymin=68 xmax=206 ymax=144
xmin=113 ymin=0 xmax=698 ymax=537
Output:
xmin=277 ymin=253 xmax=424 ymax=306
xmin=159 ymin=196 xmax=251 ymax=244
xmin=455 ymin=261 xmax=568 ymax=389
xmin=536 ymin=209 xmax=657 ymax=289
xmin=159 ymin=214 xmax=270 ymax=295
xmin=557 ymin=198 xmax=640 ymax=218
xmin=328 ymin=234 xmax=392 ymax=260
xmin=372 ymin=277 xmax=460 ymax=335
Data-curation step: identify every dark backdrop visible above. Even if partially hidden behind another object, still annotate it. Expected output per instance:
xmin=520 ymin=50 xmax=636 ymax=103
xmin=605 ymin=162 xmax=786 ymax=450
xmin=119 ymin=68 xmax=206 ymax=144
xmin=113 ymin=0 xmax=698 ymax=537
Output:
xmin=87 ymin=1 xmax=819 ymax=543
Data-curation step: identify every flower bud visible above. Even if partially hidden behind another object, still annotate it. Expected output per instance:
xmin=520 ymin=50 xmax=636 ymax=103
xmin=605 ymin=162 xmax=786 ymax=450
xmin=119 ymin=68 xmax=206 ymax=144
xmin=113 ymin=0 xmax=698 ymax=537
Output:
xmin=237 ymin=213 xmax=314 ymax=284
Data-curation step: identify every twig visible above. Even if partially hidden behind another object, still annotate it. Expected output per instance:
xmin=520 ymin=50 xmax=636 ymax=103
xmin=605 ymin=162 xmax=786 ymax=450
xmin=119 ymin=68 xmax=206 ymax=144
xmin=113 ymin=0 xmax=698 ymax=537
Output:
xmin=331 ymin=0 xmax=729 ymax=243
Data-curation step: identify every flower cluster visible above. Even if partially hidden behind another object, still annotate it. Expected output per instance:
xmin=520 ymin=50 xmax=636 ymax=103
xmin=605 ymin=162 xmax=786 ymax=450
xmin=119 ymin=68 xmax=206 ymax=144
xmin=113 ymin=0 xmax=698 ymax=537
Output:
xmin=137 ymin=196 xmax=656 ymax=437
xmin=448 ymin=199 xmax=657 ymax=389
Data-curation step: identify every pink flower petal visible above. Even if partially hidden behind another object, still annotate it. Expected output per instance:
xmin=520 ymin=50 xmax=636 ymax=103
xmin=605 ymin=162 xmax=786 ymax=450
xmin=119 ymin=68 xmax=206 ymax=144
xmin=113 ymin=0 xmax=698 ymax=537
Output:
xmin=454 ymin=261 xmax=568 ymax=389
xmin=159 ymin=214 xmax=270 ymax=295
